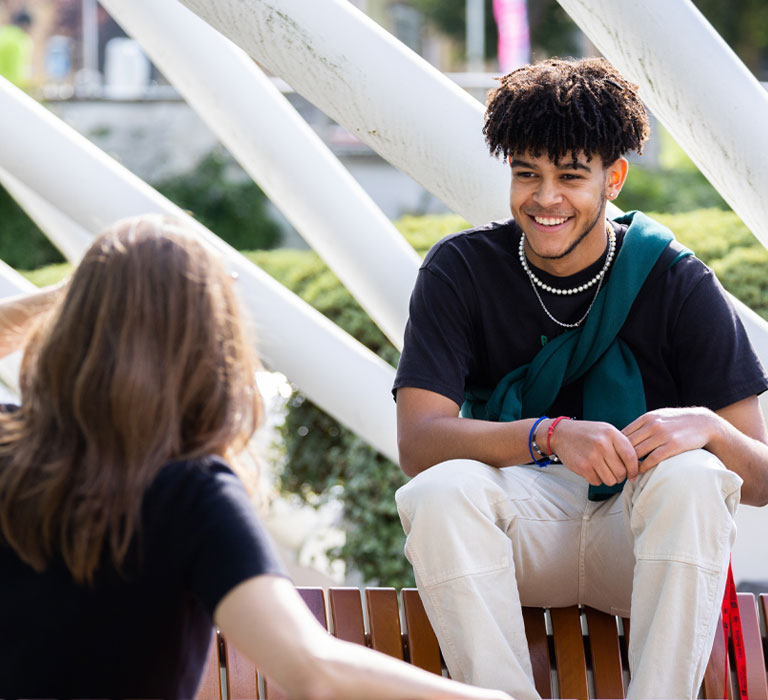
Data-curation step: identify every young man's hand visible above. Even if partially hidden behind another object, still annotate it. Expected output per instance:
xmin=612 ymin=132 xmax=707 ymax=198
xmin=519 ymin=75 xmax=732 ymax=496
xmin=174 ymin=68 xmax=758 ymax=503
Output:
xmin=549 ymin=419 xmax=639 ymax=485
xmin=621 ymin=407 xmax=718 ymax=472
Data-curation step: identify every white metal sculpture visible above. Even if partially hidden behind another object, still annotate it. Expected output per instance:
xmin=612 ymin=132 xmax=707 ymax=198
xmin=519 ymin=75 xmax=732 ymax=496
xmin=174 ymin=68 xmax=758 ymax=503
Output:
xmin=178 ymin=0 xmax=768 ymax=383
xmin=0 ymin=169 xmax=93 ymax=263
xmin=179 ymin=0 xmax=768 ymax=248
xmin=0 ymin=76 xmax=398 ymax=461
xmin=556 ymin=0 xmax=768 ymax=252
xmin=99 ymin=0 xmax=420 ymax=349
xmin=177 ymin=0 xmax=512 ymax=227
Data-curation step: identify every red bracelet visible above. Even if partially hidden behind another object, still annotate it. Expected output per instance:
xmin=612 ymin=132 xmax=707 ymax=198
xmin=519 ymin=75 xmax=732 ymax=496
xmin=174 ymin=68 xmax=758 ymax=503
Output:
xmin=547 ymin=416 xmax=572 ymax=456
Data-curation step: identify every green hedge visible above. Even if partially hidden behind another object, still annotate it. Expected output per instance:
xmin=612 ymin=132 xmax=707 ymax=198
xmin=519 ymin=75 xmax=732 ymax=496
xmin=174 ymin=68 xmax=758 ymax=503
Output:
xmin=651 ymin=209 xmax=768 ymax=319
xmin=0 ymin=186 xmax=64 ymax=270
xmin=155 ymin=151 xmax=282 ymax=251
xmin=617 ymin=167 xmax=728 ymax=214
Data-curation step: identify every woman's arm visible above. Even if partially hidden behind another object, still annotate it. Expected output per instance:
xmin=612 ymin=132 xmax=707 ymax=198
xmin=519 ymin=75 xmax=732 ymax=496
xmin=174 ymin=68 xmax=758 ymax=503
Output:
xmin=0 ymin=283 xmax=64 ymax=359
xmin=214 ymin=575 xmax=511 ymax=700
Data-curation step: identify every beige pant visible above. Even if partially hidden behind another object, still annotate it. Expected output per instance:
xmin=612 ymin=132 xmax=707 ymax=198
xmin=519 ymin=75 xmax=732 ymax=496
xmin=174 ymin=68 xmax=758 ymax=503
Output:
xmin=395 ymin=449 xmax=741 ymax=699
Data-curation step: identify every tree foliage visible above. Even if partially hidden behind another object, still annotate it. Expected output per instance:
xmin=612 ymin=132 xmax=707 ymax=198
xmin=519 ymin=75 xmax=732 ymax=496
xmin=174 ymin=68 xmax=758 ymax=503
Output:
xmin=616 ymin=167 xmax=728 ymax=214
xmin=0 ymin=186 xmax=64 ymax=270
xmin=692 ymin=0 xmax=768 ymax=76
xmin=407 ymin=0 xmax=768 ymax=78
xmin=408 ymin=0 xmax=579 ymax=62
xmin=156 ymin=150 xmax=282 ymax=251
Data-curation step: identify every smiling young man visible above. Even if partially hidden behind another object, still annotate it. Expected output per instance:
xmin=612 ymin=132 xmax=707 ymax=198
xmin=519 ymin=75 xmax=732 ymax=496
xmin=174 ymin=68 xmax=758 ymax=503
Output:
xmin=393 ymin=58 xmax=768 ymax=699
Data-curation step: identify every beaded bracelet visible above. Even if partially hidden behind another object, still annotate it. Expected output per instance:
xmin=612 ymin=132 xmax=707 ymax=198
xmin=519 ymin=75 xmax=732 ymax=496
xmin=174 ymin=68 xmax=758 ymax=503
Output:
xmin=528 ymin=416 xmax=557 ymax=467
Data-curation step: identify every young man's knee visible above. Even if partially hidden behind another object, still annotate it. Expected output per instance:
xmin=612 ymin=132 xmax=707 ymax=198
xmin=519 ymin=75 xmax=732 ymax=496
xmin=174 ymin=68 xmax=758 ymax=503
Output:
xmin=396 ymin=459 xmax=504 ymax=524
xmin=630 ymin=448 xmax=742 ymax=519
xmin=650 ymin=449 xmax=740 ymax=495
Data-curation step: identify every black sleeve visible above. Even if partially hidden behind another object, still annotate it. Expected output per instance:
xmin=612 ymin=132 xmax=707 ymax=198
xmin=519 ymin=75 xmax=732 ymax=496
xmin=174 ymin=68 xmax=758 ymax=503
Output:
xmin=393 ymin=262 xmax=476 ymax=407
xmin=671 ymin=267 xmax=768 ymax=410
xmin=162 ymin=458 xmax=289 ymax=617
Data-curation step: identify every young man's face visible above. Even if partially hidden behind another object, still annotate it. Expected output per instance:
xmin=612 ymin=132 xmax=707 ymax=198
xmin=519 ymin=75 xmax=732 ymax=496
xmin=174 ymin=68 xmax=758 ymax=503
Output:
xmin=508 ymin=150 xmax=627 ymax=276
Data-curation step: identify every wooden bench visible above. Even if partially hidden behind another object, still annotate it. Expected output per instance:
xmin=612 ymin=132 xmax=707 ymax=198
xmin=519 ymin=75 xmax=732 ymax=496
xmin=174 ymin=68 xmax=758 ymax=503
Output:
xmin=194 ymin=587 xmax=768 ymax=699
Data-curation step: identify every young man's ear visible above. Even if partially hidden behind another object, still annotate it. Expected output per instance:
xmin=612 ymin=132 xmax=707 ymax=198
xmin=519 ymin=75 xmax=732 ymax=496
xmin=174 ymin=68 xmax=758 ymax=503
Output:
xmin=606 ymin=158 xmax=629 ymax=200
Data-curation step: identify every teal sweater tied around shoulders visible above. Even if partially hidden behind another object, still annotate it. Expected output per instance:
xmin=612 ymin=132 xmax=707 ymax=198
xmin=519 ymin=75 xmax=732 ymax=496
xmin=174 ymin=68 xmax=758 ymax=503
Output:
xmin=461 ymin=211 xmax=692 ymax=500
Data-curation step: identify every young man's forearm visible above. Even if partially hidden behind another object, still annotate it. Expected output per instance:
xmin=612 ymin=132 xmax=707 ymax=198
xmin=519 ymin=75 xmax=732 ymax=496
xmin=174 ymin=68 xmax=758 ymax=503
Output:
xmin=397 ymin=413 xmax=538 ymax=476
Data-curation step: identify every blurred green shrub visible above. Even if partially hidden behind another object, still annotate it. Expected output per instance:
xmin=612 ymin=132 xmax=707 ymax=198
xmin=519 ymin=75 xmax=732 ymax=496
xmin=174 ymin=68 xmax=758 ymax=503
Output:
xmin=0 ymin=186 xmax=64 ymax=269
xmin=156 ymin=150 xmax=282 ymax=251
xmin=651 ymin=209 xmax=762 ymax=265
xmin=617 ymin=167 xmax=728 ymax=214
xmin=711 ymin=246 xmax=768 ymax=320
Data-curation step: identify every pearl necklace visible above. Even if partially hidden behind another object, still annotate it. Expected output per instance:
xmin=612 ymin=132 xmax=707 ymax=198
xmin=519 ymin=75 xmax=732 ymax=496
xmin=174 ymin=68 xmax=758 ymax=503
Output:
xmin=518 ymin=224 xmax=616 ymax=295
xmin=520 ymin=224 xmax=617 ymax=329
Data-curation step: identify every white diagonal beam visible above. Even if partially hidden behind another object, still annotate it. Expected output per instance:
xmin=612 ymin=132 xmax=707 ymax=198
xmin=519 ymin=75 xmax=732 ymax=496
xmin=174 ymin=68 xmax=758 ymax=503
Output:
xmin=556 ymin=0 xmax=768 ymax=251
xmin=100 ymin=0 xmax=420 ymax=348
xmin=178 ymin=0 xmax=768 ymax=392
xmin=177 ymin=0 xmax=511 ymax=227
xmin=0 ymin=168 xmax=93 ymax=263
xmin=0 ymin=76 xmax=398 ymax=460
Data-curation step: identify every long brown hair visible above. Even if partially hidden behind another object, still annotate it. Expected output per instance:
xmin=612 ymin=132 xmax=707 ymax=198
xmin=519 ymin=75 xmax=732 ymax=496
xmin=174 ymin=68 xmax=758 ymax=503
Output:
xmin=0 ymin=215 xmax=263 ymax=583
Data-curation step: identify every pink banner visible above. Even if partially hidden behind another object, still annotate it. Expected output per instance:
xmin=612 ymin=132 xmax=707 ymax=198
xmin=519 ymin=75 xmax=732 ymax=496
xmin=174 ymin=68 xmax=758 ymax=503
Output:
xmin=493 ymin=0 xmax=530 ymax=73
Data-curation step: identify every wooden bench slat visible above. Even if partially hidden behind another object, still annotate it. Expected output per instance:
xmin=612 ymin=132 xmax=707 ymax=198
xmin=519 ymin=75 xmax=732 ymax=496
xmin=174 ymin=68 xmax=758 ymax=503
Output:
xmin=522 ymin=606 xmax=553 ymax=698
xmin=620 ymin=616 xmax=630 ymax=688
xmin=209 ymin=586 xmax=768 ymax=699
xmin=401 ymin=588 xmax=442 ymax=675
xmin=584 ymin=607 xmax=625 ymax=699
xmin=329 ymin=587 xmax=367 ymax=645
xmin=299 ymin=586 xmax=329 ymax=629
xmin=550 ymin=606 xmax=590 ymax=700
xmin=366 ymin=588 xmax=405 ymax=659
xmin=737 ymin=592 xmax=768 ymax=699
xmin=703 ymin=612 xmax=732 ymax=700
xmin=222 ymin=636 xmax=258 ymax=700
xmin=760 ymin=593 xmax=768 ymax=631
xmin=194 ymin=629 xmax=222 ymax=700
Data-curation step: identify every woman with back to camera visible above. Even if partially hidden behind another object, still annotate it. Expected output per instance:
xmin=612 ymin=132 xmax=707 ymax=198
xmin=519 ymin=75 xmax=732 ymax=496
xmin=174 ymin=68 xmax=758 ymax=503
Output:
xmin=0 ymin=215 xmax=510 ymax=700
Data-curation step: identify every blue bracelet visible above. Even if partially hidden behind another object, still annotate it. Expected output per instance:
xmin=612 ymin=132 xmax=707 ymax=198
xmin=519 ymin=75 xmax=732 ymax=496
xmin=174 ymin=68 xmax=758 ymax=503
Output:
xmin=528 ymin=416 xmax=553 ymax=467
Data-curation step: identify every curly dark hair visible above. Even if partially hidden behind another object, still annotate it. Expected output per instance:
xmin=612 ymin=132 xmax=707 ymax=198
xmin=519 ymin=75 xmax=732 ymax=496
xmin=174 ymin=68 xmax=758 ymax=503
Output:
xmin=484 ymin=57 xmax=649 ymax=165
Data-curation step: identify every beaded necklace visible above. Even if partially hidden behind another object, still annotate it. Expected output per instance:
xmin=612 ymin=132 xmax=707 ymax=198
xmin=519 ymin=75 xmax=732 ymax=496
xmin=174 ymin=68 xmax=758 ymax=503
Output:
xmin=520 ymin=224 xmax=616 ymax=329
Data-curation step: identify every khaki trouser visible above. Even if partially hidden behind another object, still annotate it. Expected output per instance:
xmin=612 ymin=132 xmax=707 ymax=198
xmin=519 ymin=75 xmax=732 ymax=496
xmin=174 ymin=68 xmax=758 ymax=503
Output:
xmin=395 ymin=449 xmax=741 ymax=700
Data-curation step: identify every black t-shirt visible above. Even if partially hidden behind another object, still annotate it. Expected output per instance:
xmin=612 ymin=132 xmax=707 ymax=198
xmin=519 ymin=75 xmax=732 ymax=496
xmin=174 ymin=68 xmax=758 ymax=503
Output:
xmin=394 ymin=218 xmax=768 ymax=419
xmin=0 ymin=455 xmax=287 ymax=699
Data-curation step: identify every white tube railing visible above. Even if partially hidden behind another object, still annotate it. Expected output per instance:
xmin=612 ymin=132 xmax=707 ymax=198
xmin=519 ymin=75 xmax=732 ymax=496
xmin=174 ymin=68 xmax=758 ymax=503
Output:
xmin=0 ymin=168 xmax=93 ymax=263
xmin=0 ymin=263 xmax=37 ymax=395
xmin=0 ymin=76 xmax=398 ymax=461
xmin=100 ymin=0 xmax=419 ymax=349
xmin=556 ymin=0 xmax=768 ymax=252
xmin=178 ymin=0 xmax=768 ymax=385
xmin=177 ymin=0 xmax=511 ymax=227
